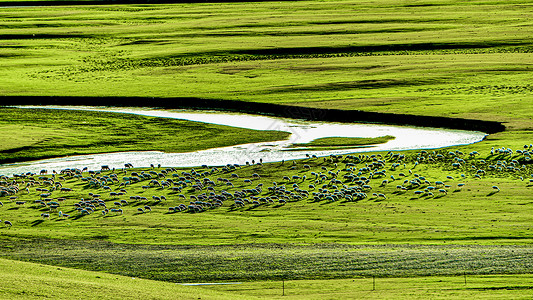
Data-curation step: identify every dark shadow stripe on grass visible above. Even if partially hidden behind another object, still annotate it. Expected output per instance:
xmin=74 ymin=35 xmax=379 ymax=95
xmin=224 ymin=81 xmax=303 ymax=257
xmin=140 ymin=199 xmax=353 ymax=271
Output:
xmin=218 ymin=41 xmax=532 ymax=56
xmin=0 ymin=34 xmax=95 ymax=40
xmin=0 ymin=96 xmax=505 ymax=134
xmin=0 ymin=23 xmax=116 ymax=30
xmin=0 ymin=53 xmax=24 ymax=58
xmin=308 ymin=18 xmax=458 ymax=25
xmin=188 ymin=18 xmax=459 ymax=31
xmin=431 ymin=236 xmax=533 ymax=241
xmin=260 ymin=79 xmax=438 ymax=94
xmin=160 ymin=27 xmax=448 ymax=38
xmin=468 ymin=286 xmax=533 ymax=291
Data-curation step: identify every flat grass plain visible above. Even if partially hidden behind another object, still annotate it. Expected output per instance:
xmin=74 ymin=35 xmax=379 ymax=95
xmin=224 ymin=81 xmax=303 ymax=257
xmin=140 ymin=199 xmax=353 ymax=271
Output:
xmin=1 ymin=0 xmax=533 ymax=298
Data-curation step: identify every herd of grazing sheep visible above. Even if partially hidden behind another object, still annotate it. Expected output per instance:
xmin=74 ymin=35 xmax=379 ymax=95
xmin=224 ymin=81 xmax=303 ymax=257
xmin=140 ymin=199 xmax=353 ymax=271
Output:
xmin=0 ymin=145 xmax=532 ymax=227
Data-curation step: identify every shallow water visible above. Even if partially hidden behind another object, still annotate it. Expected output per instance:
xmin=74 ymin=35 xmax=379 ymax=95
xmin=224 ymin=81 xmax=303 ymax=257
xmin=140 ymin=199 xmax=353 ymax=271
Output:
xmin=0 ymin=106 xmax=486 ymax=175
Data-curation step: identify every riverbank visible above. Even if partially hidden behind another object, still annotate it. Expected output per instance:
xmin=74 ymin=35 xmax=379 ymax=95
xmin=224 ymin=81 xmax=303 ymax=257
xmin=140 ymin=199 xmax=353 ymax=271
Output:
xmin=0 ymin=107 xmax=290 ymax=165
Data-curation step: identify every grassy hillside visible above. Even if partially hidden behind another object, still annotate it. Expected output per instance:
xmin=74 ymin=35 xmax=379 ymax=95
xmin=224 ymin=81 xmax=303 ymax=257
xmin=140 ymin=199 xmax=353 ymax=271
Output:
xmin=0 ymin=258 xmax=252 ymax=300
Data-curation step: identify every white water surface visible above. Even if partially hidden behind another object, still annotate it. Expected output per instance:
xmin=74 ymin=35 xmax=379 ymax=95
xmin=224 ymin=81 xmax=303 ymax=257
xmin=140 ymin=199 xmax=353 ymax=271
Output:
xmin=0 ymin=106 xmax=486 ymax=175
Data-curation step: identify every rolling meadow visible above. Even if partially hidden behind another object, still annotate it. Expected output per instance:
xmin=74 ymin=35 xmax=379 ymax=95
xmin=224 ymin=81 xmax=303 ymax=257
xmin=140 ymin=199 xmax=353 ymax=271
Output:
xmin=0 ymin=0 xmax=532 ymax=298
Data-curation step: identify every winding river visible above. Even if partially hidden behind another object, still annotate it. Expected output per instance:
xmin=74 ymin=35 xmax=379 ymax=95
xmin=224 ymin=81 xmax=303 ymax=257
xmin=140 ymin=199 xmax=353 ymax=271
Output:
xmin=0 ymin=106 xmax=487 ymax=175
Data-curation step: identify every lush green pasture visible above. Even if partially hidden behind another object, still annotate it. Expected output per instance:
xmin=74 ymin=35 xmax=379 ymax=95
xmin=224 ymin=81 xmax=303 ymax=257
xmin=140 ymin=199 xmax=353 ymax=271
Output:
xmin=1 ymin=148 xmax=532 ymax=246
xmin=206 ymin=275 xmax=533 ymax=299
xmin=0 ymin=144 xmax=532 ymax=287
xmin=2 ymin=239 xmax=533 ymax=282
xmin=1 ymin=0 xmax=532 ymax=129
xmin=0 ymin=107 xmax=289 ymax=163
xmin=0 ymin=258 xmax=249 ymax=300
xmin=1 ymin=0 xmax=532 ymax=297
xmin=2 ymin=257 xmax=533 ymax=299
xmin=1 ymin=0 xmax=531 ymax=155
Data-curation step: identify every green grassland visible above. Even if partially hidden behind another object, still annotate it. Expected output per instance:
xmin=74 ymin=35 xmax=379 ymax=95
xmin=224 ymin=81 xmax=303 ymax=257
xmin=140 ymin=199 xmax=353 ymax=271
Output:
xmin=0 ymin=145 xmax=532 ymax=285
xmin=0 ymin=107 xmax=289 ymax=163
xmin=2 ymin=148 xmax=532 ymax=246
xmin=0 ymin=258 xmax=251 ymax=300
xmin=3 ymin=258 xmax=533 ymax=300
xmin=1 ymin=0 xmax=531 ymax=155
xmin=1 ymin=0 xmax=533 ymax=298
xmin=288 ymin=136 xmax=395 ymax=151
xmin=0 ymin=0 xmax=532 ymax=130
xmin=207 ymin=275 xmax=533 ymax=299
xmin=3 ymin=239 xmax=533 ymax=282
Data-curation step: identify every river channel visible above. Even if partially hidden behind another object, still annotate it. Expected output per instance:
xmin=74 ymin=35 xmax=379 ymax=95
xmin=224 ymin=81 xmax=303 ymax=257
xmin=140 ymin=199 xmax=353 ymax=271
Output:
xmin=0 ymin=106 xmax=487 ymax=175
